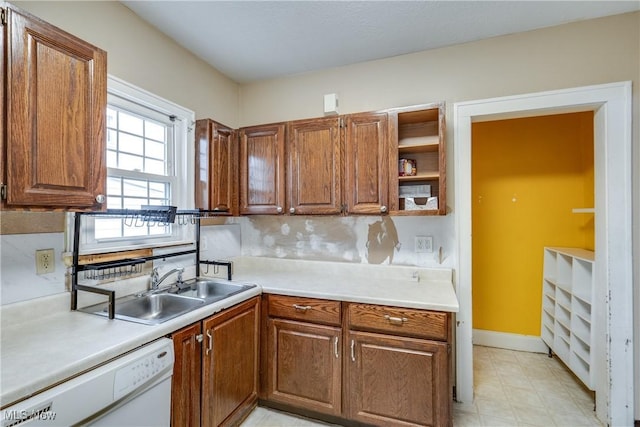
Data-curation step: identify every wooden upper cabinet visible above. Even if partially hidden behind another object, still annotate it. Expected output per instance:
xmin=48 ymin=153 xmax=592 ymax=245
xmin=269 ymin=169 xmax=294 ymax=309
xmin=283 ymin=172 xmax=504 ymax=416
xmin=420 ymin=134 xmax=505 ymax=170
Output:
xmin=388 ymin=103 xmax=446 ymax=216
xmin=344 ymin=112 xmax=389 ymax=215
xmin=239 ymin=123 xmax=286 ymax=215
xmin=1 ymin=4 xmax=107 ymax=209
xmin=287 ymin=117 xmax=342 ymax=215
xmin=195 ymin=119 xmax=237 ymax=215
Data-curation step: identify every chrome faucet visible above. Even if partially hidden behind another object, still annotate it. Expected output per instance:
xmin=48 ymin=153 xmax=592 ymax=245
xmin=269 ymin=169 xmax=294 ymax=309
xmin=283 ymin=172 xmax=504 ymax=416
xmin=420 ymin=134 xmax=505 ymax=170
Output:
xmin=151 ymin=267 xmax=184 ymax=290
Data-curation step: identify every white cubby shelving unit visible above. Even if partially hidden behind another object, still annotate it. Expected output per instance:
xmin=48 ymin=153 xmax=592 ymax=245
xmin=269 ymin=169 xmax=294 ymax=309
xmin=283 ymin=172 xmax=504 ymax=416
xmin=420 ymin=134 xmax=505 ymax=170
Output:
xmin=540 ymin=246 xmax=595 ymax=390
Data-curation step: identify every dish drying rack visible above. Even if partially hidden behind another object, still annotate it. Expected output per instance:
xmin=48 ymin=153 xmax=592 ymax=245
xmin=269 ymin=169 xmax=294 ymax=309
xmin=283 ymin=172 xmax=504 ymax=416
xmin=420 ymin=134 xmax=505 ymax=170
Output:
xmin=70 ymin=207 xmax=232 ymax=319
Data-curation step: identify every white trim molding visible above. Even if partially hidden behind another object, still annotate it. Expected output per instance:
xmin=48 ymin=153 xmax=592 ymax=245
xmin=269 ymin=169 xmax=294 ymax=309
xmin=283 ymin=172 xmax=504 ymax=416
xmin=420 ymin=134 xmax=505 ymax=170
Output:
xmin=472 ymin=329 xmax=548 ymax=354
xmin=454 ymin=81 xmax=634 ymax=426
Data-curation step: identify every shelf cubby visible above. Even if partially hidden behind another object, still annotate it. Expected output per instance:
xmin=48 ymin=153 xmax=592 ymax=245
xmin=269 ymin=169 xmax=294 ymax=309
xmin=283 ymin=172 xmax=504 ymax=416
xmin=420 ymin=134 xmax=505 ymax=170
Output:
xmin=540 ymin=247 xmax=595 ymax=390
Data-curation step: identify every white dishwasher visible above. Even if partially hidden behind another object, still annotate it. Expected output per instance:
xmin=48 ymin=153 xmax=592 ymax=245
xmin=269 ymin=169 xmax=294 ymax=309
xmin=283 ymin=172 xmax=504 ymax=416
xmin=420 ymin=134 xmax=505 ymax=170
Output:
xmin=1 ymin=338 xmax=174 ymax=427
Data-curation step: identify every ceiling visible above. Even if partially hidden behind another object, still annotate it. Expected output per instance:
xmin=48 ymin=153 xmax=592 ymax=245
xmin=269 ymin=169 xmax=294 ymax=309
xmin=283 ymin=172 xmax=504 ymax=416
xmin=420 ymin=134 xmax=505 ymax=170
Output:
xmin=122 ymin=1 xmax=639 ymax=84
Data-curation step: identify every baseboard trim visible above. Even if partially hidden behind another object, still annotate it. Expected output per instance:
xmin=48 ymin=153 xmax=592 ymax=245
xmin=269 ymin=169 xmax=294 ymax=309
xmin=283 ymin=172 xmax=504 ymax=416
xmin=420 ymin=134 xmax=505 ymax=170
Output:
xmin=472 ymin=329 xmax=548 ymax=353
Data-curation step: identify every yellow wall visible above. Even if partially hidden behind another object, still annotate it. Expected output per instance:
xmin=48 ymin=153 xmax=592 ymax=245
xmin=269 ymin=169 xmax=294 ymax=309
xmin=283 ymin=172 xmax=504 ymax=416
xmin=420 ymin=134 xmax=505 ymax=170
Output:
xmin=471 ymin=112 xmax=594 ymax=336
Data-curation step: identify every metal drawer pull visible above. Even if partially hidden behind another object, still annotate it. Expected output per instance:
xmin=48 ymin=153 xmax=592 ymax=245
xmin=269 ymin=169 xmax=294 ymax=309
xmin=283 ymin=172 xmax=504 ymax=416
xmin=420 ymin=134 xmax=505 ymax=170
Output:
xmin=350 ymin=340 xmax=356 ymax=362
xmin=206 ymin=330 xmax=212 ymax=355
xmin=334 ymin=336 xmax=339 ymax=358
xmin=196 ymin=333 xmax=203 ymax=343
xmin=384 ymin=315 xmax=408 ymax=325
xmin=293 ymin=304 xmax=312 ymax=311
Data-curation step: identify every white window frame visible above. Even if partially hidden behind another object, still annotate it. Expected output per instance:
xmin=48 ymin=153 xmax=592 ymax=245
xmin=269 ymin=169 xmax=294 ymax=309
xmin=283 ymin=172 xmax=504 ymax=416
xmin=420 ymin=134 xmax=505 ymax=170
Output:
xmin=77 ymin=75 xmax=195 ymax=254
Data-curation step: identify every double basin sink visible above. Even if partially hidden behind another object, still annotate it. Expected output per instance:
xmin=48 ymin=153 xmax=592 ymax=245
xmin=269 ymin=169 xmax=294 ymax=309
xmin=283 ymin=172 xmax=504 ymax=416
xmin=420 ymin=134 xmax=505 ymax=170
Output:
xmin=83 ymin=279 xmax=256 ymax=325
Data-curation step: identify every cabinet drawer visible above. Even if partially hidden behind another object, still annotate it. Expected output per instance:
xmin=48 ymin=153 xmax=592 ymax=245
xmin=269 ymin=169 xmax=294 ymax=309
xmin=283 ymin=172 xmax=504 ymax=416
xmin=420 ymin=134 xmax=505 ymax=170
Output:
xmin=347 ymin=303 xmax=448 ymax=341
xmin=267 ymin=295 xmax=341 ymax=326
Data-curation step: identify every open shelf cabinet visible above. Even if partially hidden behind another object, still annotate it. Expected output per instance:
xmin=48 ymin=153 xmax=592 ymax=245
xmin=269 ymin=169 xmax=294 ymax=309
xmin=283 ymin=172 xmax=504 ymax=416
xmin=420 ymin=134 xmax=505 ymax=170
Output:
xmin=540 ymin=247 xmax=595 ymax=390
xmin=388 ymin=102 xmax=446 ymax=215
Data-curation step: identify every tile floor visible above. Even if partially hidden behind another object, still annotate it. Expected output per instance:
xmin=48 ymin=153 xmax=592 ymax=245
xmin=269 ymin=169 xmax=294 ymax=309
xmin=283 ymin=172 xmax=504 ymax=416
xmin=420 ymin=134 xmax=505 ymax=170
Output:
xmin=241 ymin=345 xmax=603 ymax=427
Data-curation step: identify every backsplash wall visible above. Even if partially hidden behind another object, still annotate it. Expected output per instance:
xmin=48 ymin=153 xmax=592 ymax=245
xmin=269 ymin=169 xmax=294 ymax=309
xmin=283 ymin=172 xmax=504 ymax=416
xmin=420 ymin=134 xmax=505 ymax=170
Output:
xmin=203 ymin=215 xmax=455 ymax=268
xmin=1 ymin=214 xmax=453 ymax=306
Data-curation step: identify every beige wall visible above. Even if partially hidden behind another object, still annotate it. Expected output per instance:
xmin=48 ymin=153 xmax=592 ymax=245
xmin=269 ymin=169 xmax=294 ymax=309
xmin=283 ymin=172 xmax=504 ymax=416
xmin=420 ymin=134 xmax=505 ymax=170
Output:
xmin=12 ymin=1 xmax=239 ymax=127
xmin=239 ymin=12 xmax=639 ymax=127
xmin=239 ymin=12 xmax=639 ymax=418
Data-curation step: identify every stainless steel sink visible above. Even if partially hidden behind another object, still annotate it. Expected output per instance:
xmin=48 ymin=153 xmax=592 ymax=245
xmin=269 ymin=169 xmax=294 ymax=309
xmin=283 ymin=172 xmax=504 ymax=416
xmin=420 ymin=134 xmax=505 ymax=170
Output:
xmin=176 ymin=278 xmax=256 ymax=302
xmin=84 ymin=293 xmax=204 ymax=325
xmin=81 ymin=278 xmax=255 ymax=325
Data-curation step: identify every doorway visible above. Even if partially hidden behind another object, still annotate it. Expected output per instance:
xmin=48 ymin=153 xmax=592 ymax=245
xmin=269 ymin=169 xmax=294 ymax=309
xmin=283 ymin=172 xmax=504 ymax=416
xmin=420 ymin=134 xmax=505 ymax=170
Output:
xmin=471 ymin=112 xmax=594 ymax=347
xmin=454 ymin=82 xmax=634 ymax=426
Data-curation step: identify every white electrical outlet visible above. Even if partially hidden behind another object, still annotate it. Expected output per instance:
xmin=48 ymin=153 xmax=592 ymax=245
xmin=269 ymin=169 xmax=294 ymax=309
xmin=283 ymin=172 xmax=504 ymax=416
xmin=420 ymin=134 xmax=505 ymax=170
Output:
xmin=36 ymin=249 xmax=55 ymax=275
xmin=415 ymin=236 xmax=433 ymax=253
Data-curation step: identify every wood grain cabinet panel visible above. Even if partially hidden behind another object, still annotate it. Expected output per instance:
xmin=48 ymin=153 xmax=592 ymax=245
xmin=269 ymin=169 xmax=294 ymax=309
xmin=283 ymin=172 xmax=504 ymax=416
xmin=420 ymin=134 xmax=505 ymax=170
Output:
xmin=287 ymin=117 xmax=342 ymax=215
xmin=1 ymin=3 xmax=107 ymax=209
xmin=171 ymin=297 xmax=259 ymax=427
xmin=266 ymin=318 xmax=342 ymax=416
xmin=202 ymin=297 xmax=260 ymax=427
xmin=195 ymin=119 xmax=237 ymax=215
xmin=346 ymin=330 xmax=449 ymax=427
xmin=267 ymin=294 xmax=341 ymax=326
xmin=344 ymin=112 xmax=389 ymax=214
xmin=348 ymin=303 xmax=449 ymax=341
xmin=263 ymin=296 xmax=452 ymax=426
xmin=239 ymin=123 xmax=286 ymax=215
xmin=171 ymin=322 xmax=202 ymax=427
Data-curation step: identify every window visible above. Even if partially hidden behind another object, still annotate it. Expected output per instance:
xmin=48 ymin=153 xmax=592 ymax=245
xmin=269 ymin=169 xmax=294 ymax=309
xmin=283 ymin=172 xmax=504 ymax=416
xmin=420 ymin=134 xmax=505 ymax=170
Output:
xmin=79 ymin=76 xmax=195 ymax=253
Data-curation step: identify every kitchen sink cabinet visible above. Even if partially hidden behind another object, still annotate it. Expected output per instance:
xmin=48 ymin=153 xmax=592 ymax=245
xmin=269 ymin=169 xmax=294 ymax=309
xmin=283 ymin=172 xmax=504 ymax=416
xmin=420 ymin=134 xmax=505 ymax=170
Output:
xmin=171 ymin=322 xmax=202 ymax=427
xmin=0 ymin=3 xmax=107 ymax=210
xmin=239 ymin=123 xmax=287 ymax=215
xmin=195 ymin=119 xmax=238 ymax=215
xmin=287 ymin=117 xmax=342 ymax=215
xmin=263 ymin=294 xmax=342 ymax=416
xmin=171 ymin=297 xmax=260 ymax=427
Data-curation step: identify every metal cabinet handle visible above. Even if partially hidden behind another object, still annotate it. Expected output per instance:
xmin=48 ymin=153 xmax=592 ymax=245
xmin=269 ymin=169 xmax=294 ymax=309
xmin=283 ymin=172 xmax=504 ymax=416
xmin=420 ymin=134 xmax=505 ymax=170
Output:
xmin=206 ymin=330 xmax=212 ymax=355
xmin=380 ymin=205 xmax=387 ymax=213
xmin=334 ymin=336 xmax=339 ymax=359
xmin=289 ymin=207 xmax=296 ymax=214
xmin=95 ymin=194 xmax=106 ymax=204
xmin=196 ymin=333 xmax=203 ymax=343
xmin=384 ymin=315 xmax=408 ymax=325
xmin=293 ymin=304 xmax=312 ymax=311
xmin=350 ymin=339 xmax=356 ymax=362
xmin=276 ymin=206 xmax=283 ymax=213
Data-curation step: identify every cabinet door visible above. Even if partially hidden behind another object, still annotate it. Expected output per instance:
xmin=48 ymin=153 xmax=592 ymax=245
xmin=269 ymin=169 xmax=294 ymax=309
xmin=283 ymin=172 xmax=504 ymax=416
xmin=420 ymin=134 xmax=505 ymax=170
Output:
xmin=195 ymin=119 xmax=237 ymax=214
xmin=239 ymin=123 xmax=286 ymax=215
xmin=287 ymin=117 xmax=342 ymax=215
xmin=344 ymin=112 xmax=389 ymax=214
xmin=3 ymin=5 xmax=107 ymax=209
xmin=171 ymin=322 xmax=202 ymax=427
xmin=346 ymin=330 xmax=450 ymax=427
xmin=202 ymin=297 xmax=260 ymax=427
xmin=267 ymin=318 xmax=342 ymax=416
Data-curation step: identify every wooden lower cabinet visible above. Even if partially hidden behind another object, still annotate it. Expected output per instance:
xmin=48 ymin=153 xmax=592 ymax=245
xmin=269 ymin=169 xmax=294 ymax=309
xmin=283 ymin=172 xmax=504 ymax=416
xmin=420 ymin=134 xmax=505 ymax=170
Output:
xmin=266 ymin=318 xmax=342 ymax=416
xmin=171 ymin=322 xmax=202 ymax=427
xmin=171 ymin=297 xmax=260 ymax=427
xmin=263 ymin=295 xmax=452 ymax=427
xmin=346 ymin=331 xmax=449 ymax=427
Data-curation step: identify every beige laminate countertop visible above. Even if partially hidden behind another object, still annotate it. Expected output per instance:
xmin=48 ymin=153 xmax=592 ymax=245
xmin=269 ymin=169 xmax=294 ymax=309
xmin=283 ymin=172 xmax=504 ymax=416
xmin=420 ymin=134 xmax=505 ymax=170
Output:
xmin=0 ymin=257 xmax=458 ymax=409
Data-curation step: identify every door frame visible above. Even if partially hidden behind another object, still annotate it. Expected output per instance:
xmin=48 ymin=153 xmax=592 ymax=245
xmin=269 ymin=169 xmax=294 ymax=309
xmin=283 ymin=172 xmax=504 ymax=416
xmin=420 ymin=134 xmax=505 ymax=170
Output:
xmin=453 ymin=81 xmax=633 ymax=425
